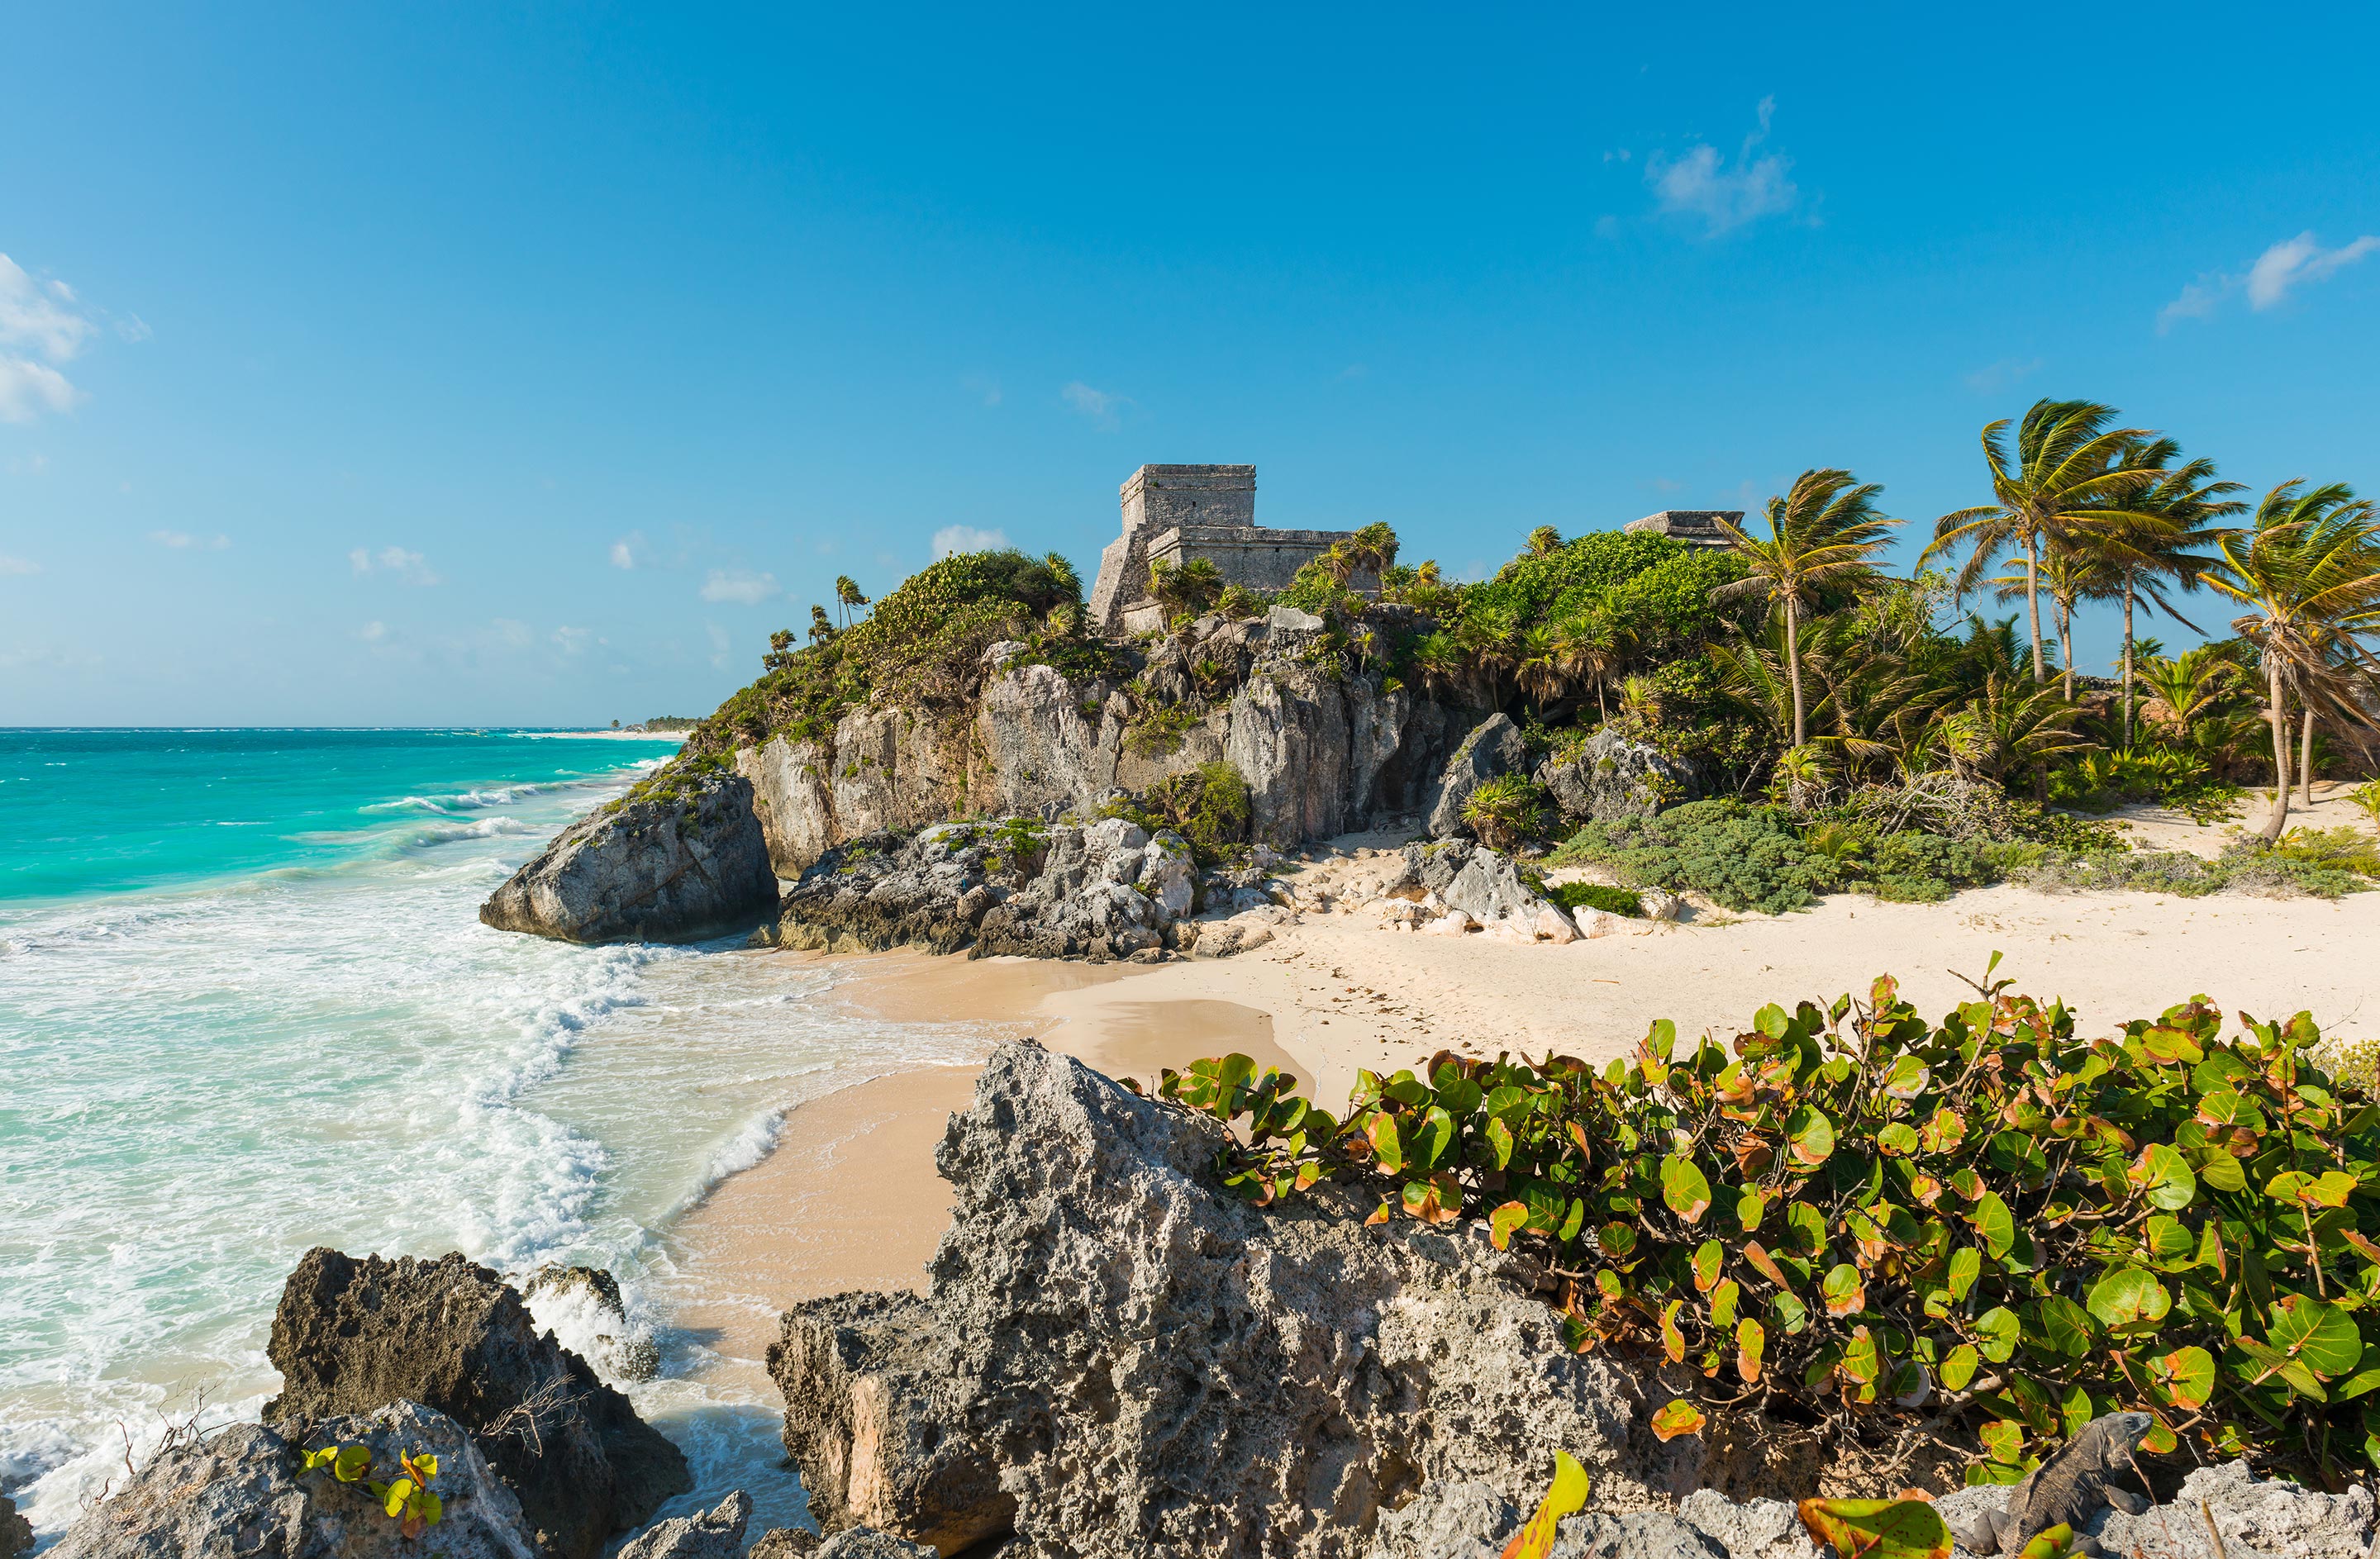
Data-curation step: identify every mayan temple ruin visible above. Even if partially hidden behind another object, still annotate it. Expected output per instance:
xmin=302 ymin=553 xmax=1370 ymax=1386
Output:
xmin=1086 ymin=463 xmax=1366 ymax=634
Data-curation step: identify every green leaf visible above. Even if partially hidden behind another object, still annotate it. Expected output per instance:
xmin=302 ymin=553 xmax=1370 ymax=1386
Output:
xmin=2086 ymin=1267 xmax=2171 ymax=1330
xmin=1772 ymin=1290 xmax=1810 ymax=1334
xmin=1483 ymin=1115 xmax=1516 ymax=1170
xmin=2268 ymin=1294 xmax=2363 ymax=1379
xmin=1651 ymin=1397 xmax=1706 ymax=1441
xmin=382 ymin=1477 xmax=414 ymax=1520
xmin=1876 ymin=1122 xmax=1921 ymax=1157
xmin=2148 ymin=1345 xmax=2216 ymax=1409
xmin=1940 ymin=1343 xmax=1979 ymax=1392
xmin=1968 ymin=1191 xmax=2016 ymax=1257
xmin=1662 ymin=1155 xmax=1714 ymax=1224
xmin=1786 ymin=1105 xmax=1837 ymax=1167
xmin=1736 ymin=1318 xmax=1766 ymax=1382
xmin=2038 ymin=1295 xmax=2094 ymax=1357
xmin=1692 ymin=1238 xmax=1724 ymax=1292
xmin=1711 ymin=1279 xmax=1740 ymax=1329
xmin=1880 ymin=1055 xmax=1932 ymax=1101
xmin=1974 ymin=1305 xmax=2021 ymax=1362
xmin=1736 ymin=1186 xmax=1769 ymax=1231
xmin=1786 ymin=1200 xmax=1829 ymax=1257
xmin=1796 ymin=1498 xmax=1952 ymax=1559
xmin=1489 ymin=1200 xmax=1530 ymax=1251
xmin=1414 ymin=1105 xmax=1455 ymax=1170
xmin=1366 ymin=1112 xmax=1403 ymax=1174
xmin=1821 ymin=1263 xmax=1867 ymax=1317
xmin=2133 ymin=1144 xmax=2197 ymax=1210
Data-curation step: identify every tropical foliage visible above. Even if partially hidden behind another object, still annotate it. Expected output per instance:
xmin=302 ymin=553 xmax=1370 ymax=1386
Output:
xmin=1152 ymin=972 xmax=2380 ymax=1485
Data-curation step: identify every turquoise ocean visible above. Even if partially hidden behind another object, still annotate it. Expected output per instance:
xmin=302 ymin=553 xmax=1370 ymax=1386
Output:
xmin=0 ymin=730 xmax=988 ymax=1542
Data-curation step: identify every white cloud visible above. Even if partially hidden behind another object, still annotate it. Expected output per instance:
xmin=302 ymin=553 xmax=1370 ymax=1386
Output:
xmin=609 ymin=532 xmax=646 ymax=569
xmin=357 ymin=620 xmax=388 ymax=642
xmin=932 ymin=525 xmax=1008 ymax=558
xmin=0 ymin=357 xmax=81 ymax=422
xmin=701 ymin=568 xmax=779 ymax=605
xmin=0 ymin=253 xmax=107 ymax=423
xmin=350 ymin=545 xmax=441 ymax=585
xmin=492 ymin=617 xmax=532 ymax=648
xmin=0 ymin=553 xmax=40 ymax=576
xmin=2247 ymin=231 xmax=2379 ymax=310
xmin=150 ymin=530 xmax=230 ymax=550
xmin=2160 ymin=231 xmax=2380 ymax=330
xmin=1645 ymin=97 xmax=1799 ymax=235
xmin=1061 ymin=381 xmax=1127 ymax=429
xmin=553 ymin=625 xmax=593 ymax=655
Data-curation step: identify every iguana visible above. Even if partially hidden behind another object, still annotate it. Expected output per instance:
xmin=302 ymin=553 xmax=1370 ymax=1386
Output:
xmin=1953 ymin=1411 xmax=2157 ymax=1557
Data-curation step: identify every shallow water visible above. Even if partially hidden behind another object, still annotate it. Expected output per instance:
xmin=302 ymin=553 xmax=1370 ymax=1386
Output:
xmin=0 ymin=730 xmax=991 ymax=1540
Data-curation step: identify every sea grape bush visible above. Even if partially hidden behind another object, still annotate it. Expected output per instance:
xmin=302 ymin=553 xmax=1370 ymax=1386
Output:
xmin=1154 ymin=967 xmax=2380 ymax=1485
xmin=298 ymin=1443 xmax=445 ymax=1538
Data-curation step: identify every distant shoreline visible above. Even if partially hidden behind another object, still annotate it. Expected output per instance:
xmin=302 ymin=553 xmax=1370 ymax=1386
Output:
xmin=517 ymin=729 xmax=687 ymax=743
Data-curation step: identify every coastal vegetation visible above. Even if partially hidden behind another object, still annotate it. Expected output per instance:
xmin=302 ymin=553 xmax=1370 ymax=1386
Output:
xmin=1156 ymin=972 xmax=2380 ymax=1487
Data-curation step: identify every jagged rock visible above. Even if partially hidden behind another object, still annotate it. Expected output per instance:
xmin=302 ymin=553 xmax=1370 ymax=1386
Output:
xmin=1367 ymin=1481 xmax=1517 ymax=1559
xmin=1425 ymin=715 xmax=1526 ymax=839
xmin=521 ymin=1266 xmax=659 ymax=1384
xmin=1403 ymin=839 xmax=1567 ymax=939
xmin=1671 ymin=1490 xmax=1806 ymax=1559
xmin=480 ymin=771 xmax=777 ymax=943
xmin=0 ymin=1497 xmax=30 ymax=1559
xmin=747 ymin=1530 xmax=816 ymax=1559
xmin=772 ymin=819 xmax=1201 ymax=962
xmin=614 ymin=1494 xmax=749 ymax=1559
xmin=1636 ymin=890 xmax=1683 ymax=922
xmin=747 ymin=1526 xmax=937 ymax=1559
xmin=1188 ymin=911 xmax=1278 ymax=958
xmin=1538 ymin=730 xmax=1696 ymax=825
xmin=1548 ymin=1512 xmax=1724 ymax=1558
xmin=1939 ymin=1458 xmax=2376 ymax=1559
xmin=265 ymin=1249 xmax=690 ymax=1559
xmin=767 ymin=1042 xmax=1702 ymax=1559
xmin=50 ymin=1401 xmax=533 ymax=1559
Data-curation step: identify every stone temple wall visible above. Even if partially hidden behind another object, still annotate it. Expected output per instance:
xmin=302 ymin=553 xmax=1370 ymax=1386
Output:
xmin=1088 ymin=463 xmax=1359 ymax=633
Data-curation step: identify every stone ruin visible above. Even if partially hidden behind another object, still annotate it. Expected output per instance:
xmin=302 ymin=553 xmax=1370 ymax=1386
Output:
xmin=1621 ymin=509 xmax=1742 ymax=547
xmin=1087 ymin=463 xmax=1371 ymax=635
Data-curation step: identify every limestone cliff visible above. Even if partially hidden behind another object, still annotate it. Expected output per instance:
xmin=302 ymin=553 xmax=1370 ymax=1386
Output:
xmin=735 ymin=613 xmax=1478 ymax=877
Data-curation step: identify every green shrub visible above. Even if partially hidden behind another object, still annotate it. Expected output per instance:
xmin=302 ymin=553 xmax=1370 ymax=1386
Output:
xmin=1462 ymin=774 xmax=1550 ymax=850
xmin=1145 ymin=762 xmax=1254 ymax=863
xmin=2014 ymin=839 xmax=2366 ymax=901
xmin=1864 ymin=831 xmax=1996 ymax=901
xmin=1154 ymin=977 xmax=2380 ymax=1484
xmin=1553 ymin=800 xmax=1837 ymax=915
xmin=1542 ymin=881 xmax=1643 ymax=918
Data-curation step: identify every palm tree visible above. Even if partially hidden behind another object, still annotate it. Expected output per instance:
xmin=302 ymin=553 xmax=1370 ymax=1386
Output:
xmin=1526 ymin=525 xmax=1564 ymax=557
xmin=1708 ymin=468 xmax=1900 ymax=746
xmin=834 ymin=574 xmax=870 ymax=628
xmin=1514 ymin=625 xmax=1566 ymax=714
xmin=2085 ymin=444 xmax=2240 ymax=744
xmin=1554 ymin=603 xmax=1633 ymax=720
xmin=1938 ymin=674 xmax=2095 ymax=795
xmin=1147 ymin=557 xmax=1226 ymax=624
xmin=2200 ymin=479 xmax=2380 ymax=839
xmin=1925 ymin=400 xmax=2159 ymax=684
xmin=2132 ymin=646 xmax=2241 ymax=744
xmin=1986 ymin=548 xmax=2104 ymax=700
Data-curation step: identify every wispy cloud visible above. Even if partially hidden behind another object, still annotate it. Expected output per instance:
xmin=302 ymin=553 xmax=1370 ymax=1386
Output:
xmin=707 ymin=623 xmax=732 ymax=669
xmin=609 ymin=532 xmax=646 ymax=569
xmin=357 ymin=620 xmax=388 ymax=642
xmin=1061 ymin=381 xmax=1128 ymax=430
xmin=150 ymin=529 xmax=231 ymax=550
xmin=701 ymin=568 xmax=779 ymax=605
xmin=964 ymin=373 xmax=1002 ymax=407
xmin=350 ymin=545 xmax=441 ymax=585
xmin=932 ymin=525 xmax=1008 ymax=559
xmin=0 ymin=553 xmax=41 ymax=576
xmin=1964 ymin=356 xmax=2044 ymax=394
xmin=553 ymin=625 xmax=594 ymax=655
xmin=2160 ymin=231 xmax=2380 ymax=330
xmin=1645 ymin=97 xmax=1799 ymax=235
xmin=0 ymin=253 xmax=141 ymax=422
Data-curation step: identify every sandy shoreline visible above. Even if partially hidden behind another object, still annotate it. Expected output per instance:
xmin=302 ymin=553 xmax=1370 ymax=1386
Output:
xmin=656 ymin=836 xmax=2380 ymax=1417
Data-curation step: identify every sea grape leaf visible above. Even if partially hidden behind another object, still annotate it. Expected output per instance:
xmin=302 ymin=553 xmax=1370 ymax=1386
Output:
xmin=1736 ymin=1318 xmax=1765 ymax=1383
xmin=1968 ymin=1192 xmax=2016 ymax=1257
xmin=1974 ymin=1306 xmax=2020 ymax=1362
xmin=1787 ymin=1106 xmax=1837 ymax=1167
xmin=1796 ymin=1497 xmax=1952 ymax=1559
xmin=1367 ymin=1113 xmax=1403 ymax=1174
xmin=1692 ymin=1239 xmax=1724 ymax=1292
xmin=1649 ymin=1398 xmax=1706 ymax=1442
xmin=1822 ymin=1263 xmax=1867 ymax=1317
xmin=1489 ymin=1200 xmax=1530 ymax=1251
xmin=2149 ymin=1345 xmax=2216 ymax=1409
xmin=2038 ymin=1296 xmax=2093 ymax=1357
xmin=1947 ymin=1247 xmax=1981 ymax=1300
xmin=1663 ymin=1155 xmax=1714 ymax=1224
xmin=2268 ymin=1295 xmax=2363 ymax=1379
xmin=2086 ymin=1267 xmax=2171 ymax=1330
xmin=2132 ymin=1144 xmax=2197 ymax=1211
xmin=1661 ymin=1300 xmax=1687 ymax=1363
xmin=1940 ymin=1343 xmax=1979 ymax=1392
xmin=1711 ymin=1279 xmax=1740 ymax=1329
xmin=1499 ymin=1451 xmax=1591 ymax=1559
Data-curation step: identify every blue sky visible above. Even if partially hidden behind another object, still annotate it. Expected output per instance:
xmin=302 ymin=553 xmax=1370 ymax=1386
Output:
xmin=4 ymin=3 xmax=2377 ymax=725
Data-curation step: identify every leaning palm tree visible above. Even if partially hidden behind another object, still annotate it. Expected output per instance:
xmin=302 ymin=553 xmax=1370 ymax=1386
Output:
xmin=1709 ymin=468 xmax=1901 ymax=746
xmin=2084 ymin=442 xmax=2242 ymax=744
xmin=1925 ymin=400 xmax=2159 ymax=685
xmin=834 ymin=574 xmax=870 ymax=628
xmin=2200 ymin=479 xmax=2380 ymax=839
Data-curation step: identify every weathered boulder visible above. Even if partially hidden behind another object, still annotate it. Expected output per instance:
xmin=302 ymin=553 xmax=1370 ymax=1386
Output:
xmin=1368 ymin=1480 xmax=1803 ymax=1559
xmin=1403 ymin=839 xmax=1567 ymax=939
xmin=0 ymin=1497 xmax=30 ymax=1559
xmin=1426 ymin=715 xmax=1528 ymax=839
xmin=614 ymin=1494 xmax=748 ymax=1559
xmin=1538 ymin=730 xmax=1695 ymax=825
xmin=767 ymin=1042 xmax=1703 ymax=1559
xmin=50 ymin=1401 xmax=533 ymax=1559
xmin=480 ymin=771 xmax=777 ymax=943
xmin=265 ymin=1250 xmax=690 ymax=1559
xmin=1936 ymin=1457 xmax=2377 ymax=1559
xmin=769 ymin=819 xmax=1202 ymax=962
xmin=747 ymin=1526 xmax=936 ymax=1559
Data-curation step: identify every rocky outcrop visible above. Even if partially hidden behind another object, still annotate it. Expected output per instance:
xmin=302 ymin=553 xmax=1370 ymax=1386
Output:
xmin=1936 ymin=1457 xmax=2376 ymax=1559
xmin=767 ymin=1042 xmax=1706 ymax=1559
xmin=521 ymin=1265 xmax=659 ymax=1384
xmin=748 ymin=1527 xmax=937 ymax=1559
xmin=614 ymin=1494 xmax=749 ymax=1559
xmin=1538 ymin=730 xmax=1697 ymax=825
xmin=50 ymin=1401 xmax=534 ymax=1559
xmin=1404 ymin=839 xmax=1575 ymax=942
xmin=1424 ymin=714 xmax=1527 ymax=839
xmin=735 ymin=618 xmax=1480 ymax=875
xmin=0 ymin=1497 xmax=30 ymax=1559
xmin=767 ymin=817 xmax=1204 ymax=962
xmin=265 ymin=1250 xmax=690 ymax=1559
xmin=480 ymin=772 xmax=777 ymax=943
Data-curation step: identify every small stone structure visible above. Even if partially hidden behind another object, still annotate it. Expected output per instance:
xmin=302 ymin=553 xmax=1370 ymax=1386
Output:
xmin=1088 ymin=464 xmax=1368 ymax=634
xmin=1621 ymin=510 xmax=1742 ymax=548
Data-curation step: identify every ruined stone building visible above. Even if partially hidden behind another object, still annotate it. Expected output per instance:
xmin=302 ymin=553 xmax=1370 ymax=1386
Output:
xmin=1621 ymin=510 xmax=1743 ymax=547
xmin=1088 ymin=464 xmax=1364 ymax=635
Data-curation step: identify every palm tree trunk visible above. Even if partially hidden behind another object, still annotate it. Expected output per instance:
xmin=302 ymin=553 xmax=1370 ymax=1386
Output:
xmin=2264 ymin=658 xmax=2292 ymax=843
xmin=2301 ymin=708 xmax=2316 ymax=807
xmin=1785 ymin=599 xmax=1806 ymax=748
xmin=2121 ymin=577 xmax=2136 ymax=749
xmin=2057 ymin=597 xmax=2074 ymax=701
xmin=2024 ymin=535 xmax=2047 ymax=683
